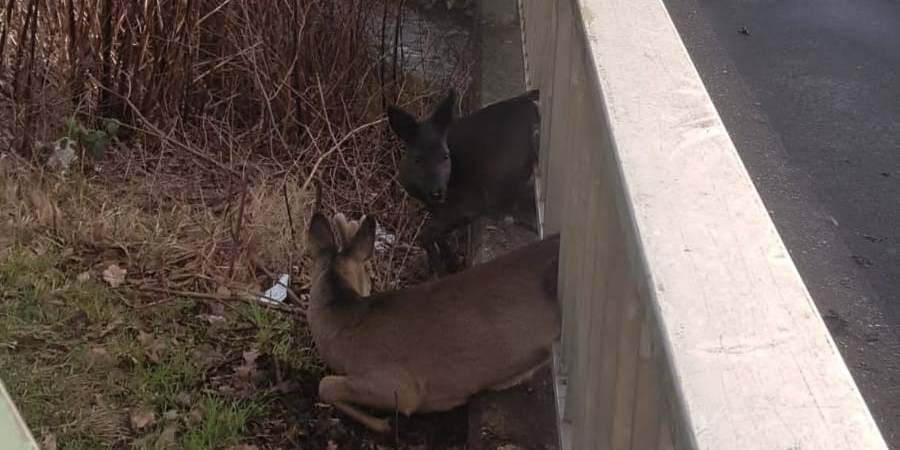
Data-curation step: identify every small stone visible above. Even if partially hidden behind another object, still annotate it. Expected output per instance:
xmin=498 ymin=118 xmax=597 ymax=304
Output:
xmin=40 ymin=432 xmax=58 ymax=450
xmin=175 ymin=392 xmax=192 ymax=407
xmin=155 ymin=424 xmax=177 ymax=449
xmin=130 ymin=408 xmax=156 ymax=430
xmin=102 ymin=263 xmax=127 ymax=288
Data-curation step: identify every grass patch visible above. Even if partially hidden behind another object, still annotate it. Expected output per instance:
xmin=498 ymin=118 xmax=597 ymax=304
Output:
xmin=0 ymin=245 xmax=301 ymax=448
xmin=0 ymin=247 xmax=129 ymax=447
xmin=126 ymin=339 xmax=203 ymax=410
xmin=243 ymin=303 xmax=325 ymax=376
xmin=0 ymin=225 xmax=379 ymax=448
xmin=180 ymin=396 xmax=258 ymax=450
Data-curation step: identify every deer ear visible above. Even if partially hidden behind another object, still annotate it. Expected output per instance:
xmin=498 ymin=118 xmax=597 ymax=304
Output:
xmin=347 ymin=215 xmax=376 ymax=262
xmin=431 ymin=89 xmax=456 ymax=130
xmin=332 ymin=213 xmax=355 ymax=249
xmin=308 ymin=213 xmax=337 ymax=257
xmin=387 ymin=106 xmax=418 ymax=144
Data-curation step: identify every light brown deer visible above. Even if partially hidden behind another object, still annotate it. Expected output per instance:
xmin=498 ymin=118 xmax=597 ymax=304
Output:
xmin=306 ymin=211 xmax=560 ymax=432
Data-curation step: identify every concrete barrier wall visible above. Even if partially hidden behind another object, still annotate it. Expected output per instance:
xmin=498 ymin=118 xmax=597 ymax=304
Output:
xmin=0 ymin=381 xmax=38 ymax=449
xmin=518 ymin=0 xmax=889 ymax=448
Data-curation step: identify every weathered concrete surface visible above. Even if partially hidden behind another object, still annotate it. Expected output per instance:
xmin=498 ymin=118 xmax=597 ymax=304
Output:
xmin=473 ymin=0 xmax=525 ymax=104
xmin=663 ymin=0 xmax=900 ymax=445
xmin=467 ymin=0 xmax=537 ymax=267
xmin=466 ymin=0 xmax=557 ymax=449
xmin=468 ymin=367 xmax=558 ymax=450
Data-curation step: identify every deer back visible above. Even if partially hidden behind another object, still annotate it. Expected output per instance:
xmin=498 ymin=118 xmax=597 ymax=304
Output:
xmin=442 ymin=90 xmax=539 ymax=215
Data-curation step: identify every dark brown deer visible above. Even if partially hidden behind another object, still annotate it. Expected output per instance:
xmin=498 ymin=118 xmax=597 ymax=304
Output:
xmin=306 ymin=210 xmax=560 ymax=433
xmin=387 ymin=89 xmax=540 ymax=274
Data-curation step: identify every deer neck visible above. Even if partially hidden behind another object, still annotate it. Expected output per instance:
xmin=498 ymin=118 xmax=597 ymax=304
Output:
xmin=308 ymin=261 xmax=369 ymax=373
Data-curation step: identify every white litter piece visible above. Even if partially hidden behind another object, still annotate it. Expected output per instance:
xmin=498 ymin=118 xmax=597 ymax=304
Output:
xmin=46 ymin=138 xmax=78 ymax=173
xmin=259 ymin=274 xmax=290 ymax=304
xmin=375 ymin=222 xmax=396 ymax=253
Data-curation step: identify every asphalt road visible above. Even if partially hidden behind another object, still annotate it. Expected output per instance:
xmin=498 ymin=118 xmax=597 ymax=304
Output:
xmin=662 ymin=0 xmax=900 ymax=445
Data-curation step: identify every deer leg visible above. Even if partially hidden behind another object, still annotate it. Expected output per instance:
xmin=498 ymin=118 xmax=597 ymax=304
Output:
xmin=488 ymin=355 xmax=551 ymax=391
xmin=318 ymin=374 xmax=423 ymax=433
xmin=421 ymin=213 xmax=475 ymax=275
xmin=419 ymin=230 xmax=446 ymax=276
xmin=508 ymin=187 xmax=540 ymax=233
xmin=435 ymin=236 xmax=459 ymax=273
xmin=331 ymin=399 xmax=391 ymax=433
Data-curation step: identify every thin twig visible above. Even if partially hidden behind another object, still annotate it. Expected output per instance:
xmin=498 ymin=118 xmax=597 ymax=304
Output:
xmin=228 ymin=182 xmax=248 ymax=280
xmin=298 ymin=117 xmax=385 ymax=194
xmin=135 ymin=286 xmax=304 ymax=316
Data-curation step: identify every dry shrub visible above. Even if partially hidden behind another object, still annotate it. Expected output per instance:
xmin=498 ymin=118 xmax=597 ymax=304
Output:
xmin=0 ymin=0 xmax=473 ymax=296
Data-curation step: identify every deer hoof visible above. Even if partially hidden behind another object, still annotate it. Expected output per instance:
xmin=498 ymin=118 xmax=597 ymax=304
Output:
xmin=367 ymin=417 xmax=391 ymax=434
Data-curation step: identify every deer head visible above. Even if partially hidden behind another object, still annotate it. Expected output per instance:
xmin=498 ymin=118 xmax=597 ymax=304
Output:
xmin=387 ymin=90 xmax=456 ymax=205
xmin=307 ymin=212 xmax=375 ymax=298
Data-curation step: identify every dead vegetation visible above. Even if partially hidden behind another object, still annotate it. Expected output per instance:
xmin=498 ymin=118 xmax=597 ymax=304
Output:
xmin=0 ymin=0 xmax=474 ymax=448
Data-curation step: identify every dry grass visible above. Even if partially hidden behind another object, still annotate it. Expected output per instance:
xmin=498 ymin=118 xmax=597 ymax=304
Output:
xmin=0 ymin=0 xmax=474 ymax=447
xmin=0 ymin=0 xmax=473 ymax=296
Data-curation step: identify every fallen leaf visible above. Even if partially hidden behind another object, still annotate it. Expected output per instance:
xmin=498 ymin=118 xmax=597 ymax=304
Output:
xmin=102 ymin=264 xmax=127 ymax=288
xmin=130 ymin=407 xmax=156 ymax=430
xmin=230 ymin=348 xmax=262 ymax=393
xmin=235 ymin=363 xmax=257 ymax=381
xmin=198 ymin=314 xmax=228 ymax=336
xmin=326 ymin=441 xmax=338 ymax=450
xmin=216 ymin=383 xmax=236 ymax=395
xmin=137 ymin=331 xmax=166 ymax=363
xmin=87 ymin=346 xmax=114 ymax=365
xmin=84 ymin=317 xmax=123 ymax=340
xmin=200 ymin=314 xmax=227 ymax=326
xmin=174 ymin=392 xmax=192 ymax=408
xmin=193 ymin=345 xmax=225 ymax=369
xmin=40 ymin=432 xmax=57 ymax=450
xmin=137 ymin=330 xmax=153 ymax=347
xmin=243 ymin=349 xmax=260 ymax=365
xmin=155 ymin=424 xmax=178 ymax=449
xmin=28 ymin=189 xmax=56 ymax=227
xmin=188 ymin=408 xmax=203 ymax=424
xmin=235 ymin=349 xmax=260 ymax=380
xmin=132 ymin=434 xmax=156 ymax=450
xmin=76 ymin=271 xmax=91 ymax=282
xmin=209 ymin=301 xmax=226 ymax=316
